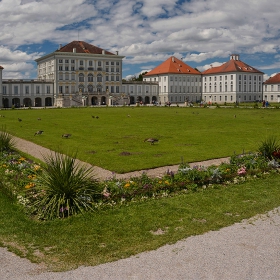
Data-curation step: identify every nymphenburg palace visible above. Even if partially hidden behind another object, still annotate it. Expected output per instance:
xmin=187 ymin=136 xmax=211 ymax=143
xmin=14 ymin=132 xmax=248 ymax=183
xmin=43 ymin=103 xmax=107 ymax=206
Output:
xmin=0 ymin=40 xmax=279 ymax=108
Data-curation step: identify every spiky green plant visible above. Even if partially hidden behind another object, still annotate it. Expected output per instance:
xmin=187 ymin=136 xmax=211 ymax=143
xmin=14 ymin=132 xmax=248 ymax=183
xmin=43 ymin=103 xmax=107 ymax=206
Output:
xmin=31 ymin=152 xmax=99 ymax=219
xmin=258 ymin=136 xmax=280 ymax=160
xmin=0 ymin=126 xmax=16 ymax=152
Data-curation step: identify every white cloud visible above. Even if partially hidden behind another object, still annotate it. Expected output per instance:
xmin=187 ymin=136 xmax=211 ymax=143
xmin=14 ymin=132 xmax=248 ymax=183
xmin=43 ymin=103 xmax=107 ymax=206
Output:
xmin=197 ymin=62 xmax=224 ymax=73
xmin=1 ymin=0 xmax=280 ymax=77
xmin=0 ymin=45 xmax=42 ymax=62
xmin=185 ymin=50 xmax=230 ymax=63
xmin=2 ymin=62 xmax=35 ymax=79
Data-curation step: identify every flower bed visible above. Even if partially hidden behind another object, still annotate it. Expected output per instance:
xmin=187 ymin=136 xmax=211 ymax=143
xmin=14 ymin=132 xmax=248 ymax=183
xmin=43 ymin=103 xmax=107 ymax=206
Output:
xmin=1 ymin=147 xmax=279 ymax=221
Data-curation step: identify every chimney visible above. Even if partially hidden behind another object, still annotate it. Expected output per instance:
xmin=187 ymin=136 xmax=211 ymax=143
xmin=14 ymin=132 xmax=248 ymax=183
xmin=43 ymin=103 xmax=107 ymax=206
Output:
xmin=58 ymin=44 xmax=62 ymax=50
xmin=172 ymin=56 xmax=175 ymax=62
xmin=73 ymin=48 xmax=76 ymax=53
xmin=102 ymin=50 xmax=105 ymax=55
xmin=230 ymin=54 xmax=239 ymax=61
xmin=116 ymin=51 xmax=119 ymax=55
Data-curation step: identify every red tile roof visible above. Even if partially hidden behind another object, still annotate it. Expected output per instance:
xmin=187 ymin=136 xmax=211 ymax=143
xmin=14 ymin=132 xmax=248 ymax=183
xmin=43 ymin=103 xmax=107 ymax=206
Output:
xmin=56 ymin=41 xmax=115 ymax=55
xmin=145 ymin=56 xmax=201 ymax=76
xmin=202 ymin=56 xmax=263 ymax=75
xmin=264 ymin=73 xmax=280 ymax=84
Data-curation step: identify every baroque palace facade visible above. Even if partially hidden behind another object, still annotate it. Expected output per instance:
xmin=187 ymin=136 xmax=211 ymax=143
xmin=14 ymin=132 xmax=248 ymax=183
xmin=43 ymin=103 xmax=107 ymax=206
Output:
xmin=0 ymin=40 xmax=279 ymax=108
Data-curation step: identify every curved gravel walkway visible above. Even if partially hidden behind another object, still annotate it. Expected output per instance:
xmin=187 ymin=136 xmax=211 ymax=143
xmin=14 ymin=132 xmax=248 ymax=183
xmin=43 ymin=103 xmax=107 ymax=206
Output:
xmin=1 ymin=137 xmax=280 ymax=279
xmin=1 ymin=207 xmax=280 ymax=280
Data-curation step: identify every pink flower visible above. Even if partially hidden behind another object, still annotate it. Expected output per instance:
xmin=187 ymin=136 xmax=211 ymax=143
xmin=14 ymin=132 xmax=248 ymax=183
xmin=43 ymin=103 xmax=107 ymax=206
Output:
xmin=237 ymin=166 xmax=246 ymax=175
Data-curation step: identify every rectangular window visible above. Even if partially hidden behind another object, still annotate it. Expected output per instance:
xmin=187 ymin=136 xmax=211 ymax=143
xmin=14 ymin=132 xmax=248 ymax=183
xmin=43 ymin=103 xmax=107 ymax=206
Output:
xmin=231 ymin=75 xmax=233 ymax=80
xmin=111 ymin=86 xmax=114 ymax=93
xmin=71 ymin=66 xmax=75 ymax=71
xmin=89 ymin=61 xmax=93 ymax=66
xmin=65 ymin=60 xmax=69 ymax=63
xmin=71 ymin=74 xmax=75 ymax=80
xmin=111 ymin=76 xmax=114 ymax=81
xmin=116 ymin=76 xmax=119 ymax=81
xmin=106 ymin=76 xmax=109 ymax=81
xmin=3 ymin=86 xmax=7 ymax=95
xmin=59 ymin=66 xmax=63 ymax=71
xmin=111 ymin=68 xmax=114 ymax=72
xmin=65 ymin=66 xmax=69 ymax=71
xmin=59 ymin=86 xmax=63 ymax=93
xmin=59 ymin=59 xmax=63 ymax=63
xmin=80 ymin=60 xmax=83 ymax=65
xmin=164 ymin=77 xmax=166 ymax=82
xmin=111 ymin=62 xmax=114 ymax=65
xmin=116 ymin=62 xmax=119 ymax=65
xmin=25 ymin=86 xmax=29 ymax=94
xmin=47 ymin=86 xmax=50 ymax=94
xmin=116 ymin=86 xmax=119 ymax=93
xmin=36 ymin=86 xmax=40 ymax=94
xmin=98 ymin=61 xmax=101 ymax=66
xmin=71 ymin=60 xmax=75 ymax=63
xmin=14 ymin=86 xmax=18 ymax=95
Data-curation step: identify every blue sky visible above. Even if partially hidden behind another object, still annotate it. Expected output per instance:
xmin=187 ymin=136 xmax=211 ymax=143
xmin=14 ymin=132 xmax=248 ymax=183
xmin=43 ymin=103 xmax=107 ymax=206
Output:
xmin=1 ymin=0 xmax=280 ymax=81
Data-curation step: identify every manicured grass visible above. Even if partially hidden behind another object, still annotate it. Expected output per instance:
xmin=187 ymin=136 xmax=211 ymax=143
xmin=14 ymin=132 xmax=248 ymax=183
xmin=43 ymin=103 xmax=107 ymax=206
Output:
xmin=0 ymin=172 xmax=280 ymax=271
xmin=0 ymin=106 xmax=280 ymax=173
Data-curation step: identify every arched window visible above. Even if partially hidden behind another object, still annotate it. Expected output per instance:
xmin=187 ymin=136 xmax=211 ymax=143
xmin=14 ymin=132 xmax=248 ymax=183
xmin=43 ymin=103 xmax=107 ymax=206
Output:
xmin=97 ymin=85 xmax=102 ymax=92
xmin=79 ymin=73 xmax=84 ymax=82
xmin=78 ymin=84 xmax=84 ymax=93
xmin=97 ymin=74 xmax=102 ymax=82
xmin=88 ymin=85 xmax=93 ymax=93
xmin=88 ymin=74 xmax=93 ymax=82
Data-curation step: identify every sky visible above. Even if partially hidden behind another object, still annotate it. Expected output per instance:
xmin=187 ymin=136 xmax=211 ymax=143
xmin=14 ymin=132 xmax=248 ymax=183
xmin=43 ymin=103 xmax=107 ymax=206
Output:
xmin=1 ymin=0 xmax=280 ymax=81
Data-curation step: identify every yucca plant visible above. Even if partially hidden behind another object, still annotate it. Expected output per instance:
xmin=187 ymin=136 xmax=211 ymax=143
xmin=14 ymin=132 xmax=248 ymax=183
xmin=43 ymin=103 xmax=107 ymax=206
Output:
xmin=31 ymin=152 xmax=99 ymax=220
xmin=0 ymin=126 xmax=16 ymax=153
xmin=258 ymin=136 xmax=280 ymax=160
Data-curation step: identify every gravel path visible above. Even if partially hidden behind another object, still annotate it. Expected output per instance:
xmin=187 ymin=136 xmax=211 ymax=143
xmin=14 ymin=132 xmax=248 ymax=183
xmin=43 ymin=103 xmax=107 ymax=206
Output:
xmin=1 ymin=207 xmax=280 ymax=280
xmin=1 ymin=137 xmax=280 ymax=279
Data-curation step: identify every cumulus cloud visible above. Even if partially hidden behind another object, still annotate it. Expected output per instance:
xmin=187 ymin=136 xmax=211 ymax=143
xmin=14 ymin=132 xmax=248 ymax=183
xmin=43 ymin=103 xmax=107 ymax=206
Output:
xmin=1 ymin=0 xmax=280 ymax=77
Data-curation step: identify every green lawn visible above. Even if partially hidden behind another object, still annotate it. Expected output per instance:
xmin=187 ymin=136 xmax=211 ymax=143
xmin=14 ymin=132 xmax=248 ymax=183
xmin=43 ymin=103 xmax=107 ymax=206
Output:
xmin=0 ymin=106 xmax=279 ymax=172
xmin=1 ymin=173 xmax=280 ymax=271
